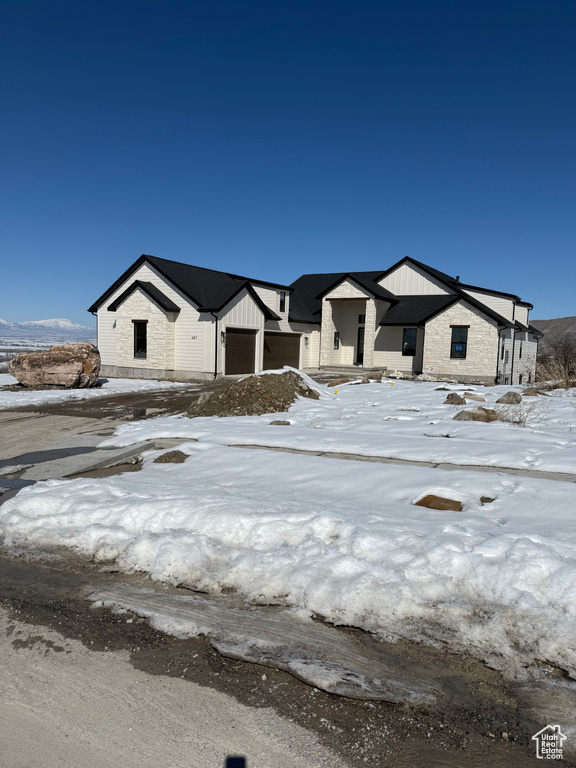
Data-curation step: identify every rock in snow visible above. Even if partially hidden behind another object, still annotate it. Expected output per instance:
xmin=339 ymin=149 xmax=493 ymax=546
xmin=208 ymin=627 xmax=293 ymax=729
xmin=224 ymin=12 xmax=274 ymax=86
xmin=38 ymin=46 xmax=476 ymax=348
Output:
xmin=9 ymin=343 xmax=101 ymax=388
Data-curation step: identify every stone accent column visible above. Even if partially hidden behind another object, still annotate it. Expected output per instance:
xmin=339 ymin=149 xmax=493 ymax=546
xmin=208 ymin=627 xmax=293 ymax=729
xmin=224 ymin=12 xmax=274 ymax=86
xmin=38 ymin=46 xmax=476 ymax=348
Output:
xmin=362 ymin=298 xmax=377 ymax=368
xmin=319 ymin=299 xmax=334 ymax=366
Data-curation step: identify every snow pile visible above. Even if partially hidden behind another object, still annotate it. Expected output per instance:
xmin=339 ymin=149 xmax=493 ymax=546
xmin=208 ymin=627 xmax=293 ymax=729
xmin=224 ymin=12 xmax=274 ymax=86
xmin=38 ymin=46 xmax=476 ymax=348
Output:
xmin=3 ymin=441 xmax=576 ymax=680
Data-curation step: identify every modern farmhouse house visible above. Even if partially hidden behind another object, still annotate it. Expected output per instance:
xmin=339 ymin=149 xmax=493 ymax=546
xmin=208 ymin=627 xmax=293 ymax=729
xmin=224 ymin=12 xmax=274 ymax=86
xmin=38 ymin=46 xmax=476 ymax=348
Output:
xmin=89 ymin=254 xmax=541 ymax=384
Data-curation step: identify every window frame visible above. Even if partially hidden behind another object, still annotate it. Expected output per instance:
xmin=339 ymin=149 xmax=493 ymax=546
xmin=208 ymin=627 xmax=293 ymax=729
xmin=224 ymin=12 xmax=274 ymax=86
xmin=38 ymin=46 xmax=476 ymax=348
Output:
xmin=279 ymin=292 xmax=286 ymax=313
xmin=450 ymin=326 xmax=468 ymax=359
xmin=133 ymin=320 xmax=148 ymax=359
xmin=402 ymin=327 xmax=417 ymax=357
xmin=333 ymin=331 xmax=340 ymax=350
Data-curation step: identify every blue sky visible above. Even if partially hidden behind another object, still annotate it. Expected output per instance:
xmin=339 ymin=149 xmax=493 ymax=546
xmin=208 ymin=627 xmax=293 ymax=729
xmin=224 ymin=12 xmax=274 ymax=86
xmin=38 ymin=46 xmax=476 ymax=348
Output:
xmin=1 ymin=0 xmax=575 ymax=325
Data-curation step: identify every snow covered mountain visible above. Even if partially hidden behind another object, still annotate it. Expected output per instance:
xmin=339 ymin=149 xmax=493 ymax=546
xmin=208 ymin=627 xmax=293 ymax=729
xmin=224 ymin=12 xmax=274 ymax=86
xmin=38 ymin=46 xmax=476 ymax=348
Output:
xmin=0 ymin=318 xmax=96 ymax=349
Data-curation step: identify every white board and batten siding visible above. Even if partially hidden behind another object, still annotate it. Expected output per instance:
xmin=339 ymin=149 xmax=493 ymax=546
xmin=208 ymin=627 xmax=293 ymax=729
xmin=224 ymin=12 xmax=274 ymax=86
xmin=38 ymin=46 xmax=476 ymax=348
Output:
xmin=515 ymin=305 xmax=529 ymax=326
xmin=252 ymin=286 xmax=292 ymax=331
xmin=379 ymin=263 xmax=452 ymax=296
xmin=96 ymin=262 xmax=207 ymax=374
xmin=462 ymin=289 xmax=514 ymax=322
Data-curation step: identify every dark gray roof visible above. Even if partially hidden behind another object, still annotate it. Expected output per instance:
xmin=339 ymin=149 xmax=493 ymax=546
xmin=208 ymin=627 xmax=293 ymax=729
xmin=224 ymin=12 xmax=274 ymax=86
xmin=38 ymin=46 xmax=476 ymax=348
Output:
xmin=378 ymin=295 xmax=458 ymax=325
xmin=88 ymin=254 xmax=289 ymax=316
xmin=107 ymin=281 xmax=181 ymax=313
xmin=288 ymin=271 xmax=396 ymax=324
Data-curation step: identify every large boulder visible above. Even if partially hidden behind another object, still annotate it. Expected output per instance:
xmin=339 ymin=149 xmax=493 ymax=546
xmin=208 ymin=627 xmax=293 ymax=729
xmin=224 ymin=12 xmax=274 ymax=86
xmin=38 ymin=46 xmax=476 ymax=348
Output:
xmin=9 ymin=343 xmax=101 ymax=388
xmin=453 ymin=407 xmax=499 ymax=422
xmin=443 ymin=392 xmax=466 ymax=405
xmin=496 ymin=391 xmax=522 ymax=404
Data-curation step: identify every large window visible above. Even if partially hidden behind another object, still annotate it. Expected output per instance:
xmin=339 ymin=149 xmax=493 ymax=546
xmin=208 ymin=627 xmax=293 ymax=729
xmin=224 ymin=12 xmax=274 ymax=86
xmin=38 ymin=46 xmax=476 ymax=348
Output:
xmin=133 ymin=321 xmax=147 ymax=359
xmin=402 ymin=328 xmax=417 ymax=356
xmin=450 ymin=326 xmax=468 ymax=358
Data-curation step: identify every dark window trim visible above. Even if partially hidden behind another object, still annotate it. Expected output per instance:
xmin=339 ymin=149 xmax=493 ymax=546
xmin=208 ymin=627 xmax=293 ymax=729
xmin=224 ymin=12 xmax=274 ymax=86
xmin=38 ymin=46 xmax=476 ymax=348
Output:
xmin=133 ymin=320 xmax=148 ymax=359
xmin=279 ymin=292 xmax=286 ymax=313
xmin=333 ymin=331 xmax=340 ymax=350
xmin=402 ymin=327 xmax=417 ymax=357
xmin=450 ymin=326 xmax=468 ymax=359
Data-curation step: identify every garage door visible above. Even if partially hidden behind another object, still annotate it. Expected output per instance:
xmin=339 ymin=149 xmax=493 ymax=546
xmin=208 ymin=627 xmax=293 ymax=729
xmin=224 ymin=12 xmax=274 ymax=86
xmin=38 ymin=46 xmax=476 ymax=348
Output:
xmin=225 ymin=328 xmax=257 ymax=375
xmin=263 ymin=332 xmax=300 ymax=370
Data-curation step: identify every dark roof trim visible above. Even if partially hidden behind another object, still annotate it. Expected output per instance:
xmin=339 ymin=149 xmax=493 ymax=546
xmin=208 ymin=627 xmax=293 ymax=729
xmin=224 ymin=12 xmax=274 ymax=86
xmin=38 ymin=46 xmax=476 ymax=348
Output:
xmin=107 ymin=280 xmax=181 ymax=313
xmin=89 ymin=255 xmax=188 ymax=313
xmin=289 ymin=315 xmax=321 ymax=325
xmin=517 ymin=300 xmax=534 ymax=309
xmin=315 ymin=274 xmax=396 ymax=302
xmin=458 ymin=282 xmax=522 ymax=302
xmin=374 ymin=256 xmax=457 ymax=287
xmin=528 ymin=325 xmax=544 ymax=338
xmin=199 ymin=282 xmax=281 ymax=321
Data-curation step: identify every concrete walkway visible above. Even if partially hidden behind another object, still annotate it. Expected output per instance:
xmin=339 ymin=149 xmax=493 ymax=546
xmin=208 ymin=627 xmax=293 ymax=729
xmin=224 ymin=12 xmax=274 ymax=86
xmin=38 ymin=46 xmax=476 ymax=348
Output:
xmin=233 ymin=443 xmax=576 ymax=483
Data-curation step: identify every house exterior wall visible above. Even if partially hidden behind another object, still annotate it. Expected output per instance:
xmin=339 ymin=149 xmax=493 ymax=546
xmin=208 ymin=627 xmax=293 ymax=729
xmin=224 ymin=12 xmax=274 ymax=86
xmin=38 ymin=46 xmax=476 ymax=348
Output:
xmin=515 ymin=305 xmax=529 ymax=326
xmin=379 ymin=263 xmax=452 ymax=295
xmin=97 ymin=262 xmax=208 ymax=378
xmin=297 ymin=326 xmax=320 ymax=368
xmin=462 ymin=289 xmax=514 ymax=322
xmin=512 ymin=331 xmax=537 ymax=385
xmin=253 ymin=286 xmax=291 ymax=330
xmin=497 ymin=328 xmax=515 ymax=385
xmin=422 ymin=301 xmax=499 ymax=382
xmin=372 ymin=326 xmax=424 ymax=373
xmin=114 ymin=288 xmax=176 ymax=372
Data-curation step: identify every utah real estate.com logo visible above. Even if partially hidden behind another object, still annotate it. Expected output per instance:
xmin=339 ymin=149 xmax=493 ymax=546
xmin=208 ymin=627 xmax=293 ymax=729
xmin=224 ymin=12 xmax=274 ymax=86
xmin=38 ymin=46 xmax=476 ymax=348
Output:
xmin=532 ymin=725 xmax=567 ymax=760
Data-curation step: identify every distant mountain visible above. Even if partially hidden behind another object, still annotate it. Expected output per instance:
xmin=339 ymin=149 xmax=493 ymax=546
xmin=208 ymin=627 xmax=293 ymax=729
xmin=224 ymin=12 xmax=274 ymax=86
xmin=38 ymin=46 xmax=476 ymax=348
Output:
xmin=531 ymin=317 xmax=576 ymax=353
xmin=0 ymin=318 xmax=96 ymax=349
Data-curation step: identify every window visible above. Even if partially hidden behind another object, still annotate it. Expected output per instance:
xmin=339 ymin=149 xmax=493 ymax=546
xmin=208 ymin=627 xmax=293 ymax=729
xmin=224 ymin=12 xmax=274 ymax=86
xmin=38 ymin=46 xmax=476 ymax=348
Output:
xmin=402 ymin=328 xmax=417 ymax=356
xmin=333 ymin=331 xmax=340 ymax=350
xmin=450 ymin=327 xmax=468 ymax=358
xmin=133 ymin=321 xmax=147 ymax=359
xmin=519 ymin=374 xmax=523 ymax=385
xmin=519 ymin=341 xmax=523 ymax=358
xmin=500 ymin=339 xmax=505 ymax=359
xmin=504 ymin=350 xmax=509 ymax=365
xmin=279 ymin=292 xmax=286 ymax=313
xmin=358 ymin=314 xmax=365 ymax=325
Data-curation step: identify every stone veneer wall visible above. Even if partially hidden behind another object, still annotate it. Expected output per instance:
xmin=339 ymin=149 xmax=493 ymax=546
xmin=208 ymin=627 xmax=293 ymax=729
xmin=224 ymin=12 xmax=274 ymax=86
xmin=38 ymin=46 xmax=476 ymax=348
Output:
xmin=115 ymin=289 xmax=176 ymax=371
xmin=422 ymin=301 xmax=498 ymax=381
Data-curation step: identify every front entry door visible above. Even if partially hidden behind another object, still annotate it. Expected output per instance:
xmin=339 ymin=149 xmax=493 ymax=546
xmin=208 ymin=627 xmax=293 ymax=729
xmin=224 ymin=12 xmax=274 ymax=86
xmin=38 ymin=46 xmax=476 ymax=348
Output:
xmin=356 ymin=326 xmax=365 ymax=365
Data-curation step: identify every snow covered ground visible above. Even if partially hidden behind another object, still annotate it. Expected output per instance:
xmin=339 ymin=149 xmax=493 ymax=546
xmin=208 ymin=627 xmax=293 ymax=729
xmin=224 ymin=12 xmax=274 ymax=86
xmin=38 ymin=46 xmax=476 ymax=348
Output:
xmin=0 ymin=374 xmax=193 ymax=410
xmin=2 ymin=374 xmax=576 ymax=683
xmin=100 ymin=377 xmax=576 ymax=474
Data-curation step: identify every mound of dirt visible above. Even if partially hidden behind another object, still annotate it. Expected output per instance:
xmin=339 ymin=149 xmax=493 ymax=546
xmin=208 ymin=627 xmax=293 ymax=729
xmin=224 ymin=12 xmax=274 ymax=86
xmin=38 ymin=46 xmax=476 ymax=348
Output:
xmin=187 ymin=370 xmax=320 ymax=418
